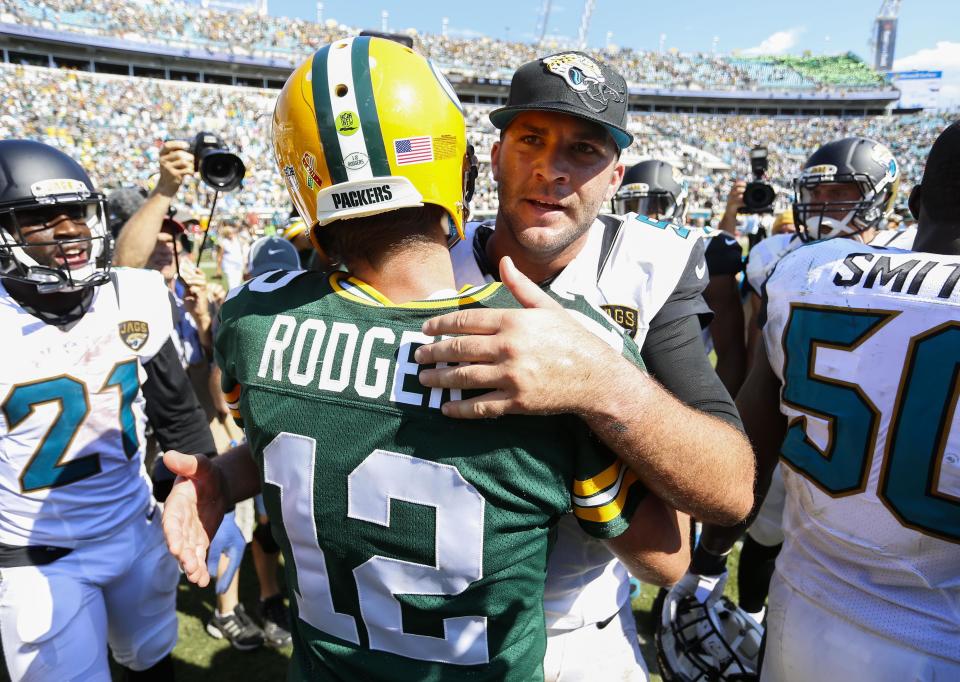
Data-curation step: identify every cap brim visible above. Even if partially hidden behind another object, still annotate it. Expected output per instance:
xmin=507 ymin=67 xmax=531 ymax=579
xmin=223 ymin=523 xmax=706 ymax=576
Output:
xmin=489 ymin=104 xmax=633 ymax=152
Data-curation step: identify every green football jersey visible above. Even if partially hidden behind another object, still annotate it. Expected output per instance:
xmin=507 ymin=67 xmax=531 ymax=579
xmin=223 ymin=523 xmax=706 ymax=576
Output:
xmin=216 ymin=270 xmax=647 ymax=681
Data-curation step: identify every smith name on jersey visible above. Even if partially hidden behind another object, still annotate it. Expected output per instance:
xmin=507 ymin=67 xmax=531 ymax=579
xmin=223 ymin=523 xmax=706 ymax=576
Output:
xmin=0 ymin=268 xmax=172 ymax=549
xmin=215 ymin=269 xmax=647 ymax=681
xmin=762 ymin=238 xmax=960 ymax=662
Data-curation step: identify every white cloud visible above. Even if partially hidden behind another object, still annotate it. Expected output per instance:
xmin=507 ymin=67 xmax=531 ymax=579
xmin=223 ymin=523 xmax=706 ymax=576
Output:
xmin=742 ymin=27 xmax=805 ymax=56
xmin=894 ymin=41 xmax=960 ymax=107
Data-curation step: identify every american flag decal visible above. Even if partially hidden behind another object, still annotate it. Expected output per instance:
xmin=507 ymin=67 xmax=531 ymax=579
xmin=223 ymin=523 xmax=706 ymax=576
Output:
xmin=393 ymin=136 xmax=434 ymax=166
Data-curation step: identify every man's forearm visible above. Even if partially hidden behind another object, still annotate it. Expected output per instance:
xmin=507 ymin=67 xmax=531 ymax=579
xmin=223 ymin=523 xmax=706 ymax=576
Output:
xmin=114 ymin=191 xmax=174 ymax=267
xmin=718 ymin=209 xmax=739 ymax=234
xmin=607 ymin=495 xmax=691 ymax=587
xmin=214 ymin=442 xmax=262 ymax=506
xmin=579 ymin=366 xmax=754 ymax=526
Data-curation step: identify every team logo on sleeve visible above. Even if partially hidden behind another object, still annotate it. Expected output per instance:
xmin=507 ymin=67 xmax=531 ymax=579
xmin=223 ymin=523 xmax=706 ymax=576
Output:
xmin=119 ymin=320 xmax=150 ymax=350
xmin=600 ymin=304 xmax=638 ymax=338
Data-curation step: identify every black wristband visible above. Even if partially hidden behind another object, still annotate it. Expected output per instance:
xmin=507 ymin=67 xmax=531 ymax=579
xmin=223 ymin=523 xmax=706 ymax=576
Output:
xmin=690 ymin=542 xmax=729 ymax=576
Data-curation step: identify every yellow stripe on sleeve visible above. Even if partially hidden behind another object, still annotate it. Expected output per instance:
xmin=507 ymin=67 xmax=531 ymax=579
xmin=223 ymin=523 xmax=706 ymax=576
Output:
xmin=573 ymin=461 xmax=622 ymax=498
xmin=224 ymin=384 xmax=242 ymax=403
xmin=573 ymin=470 xmax=639 ymax=524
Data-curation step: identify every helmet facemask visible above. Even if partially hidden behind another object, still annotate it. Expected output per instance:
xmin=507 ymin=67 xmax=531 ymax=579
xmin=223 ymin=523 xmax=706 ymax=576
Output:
xmin=793 ymin=172 xmax=895 ymax=242
xmin=615 ymin=187 xmax=689 ymax=224
xmin=0 ymin=196 xmax=112 ymax=293
xmin=656 ymin=592 xmax=763 ymax=681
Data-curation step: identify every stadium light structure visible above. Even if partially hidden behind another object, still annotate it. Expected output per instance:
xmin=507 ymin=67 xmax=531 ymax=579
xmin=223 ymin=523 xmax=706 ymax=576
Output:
xmin=869 ymin=0 xmax=902 ymax=71
xmin=577 ymin=0 xmax=596 ymax=51
xmin=536 ymin=0 xmax=552 ymax=47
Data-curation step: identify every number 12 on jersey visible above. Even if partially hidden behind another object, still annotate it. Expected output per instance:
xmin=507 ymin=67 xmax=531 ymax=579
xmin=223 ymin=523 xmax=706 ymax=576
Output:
xmin=263 ymin=432 xmax=489 ymax=664
xmin=780 ymin=304 xmax=960 ymax=543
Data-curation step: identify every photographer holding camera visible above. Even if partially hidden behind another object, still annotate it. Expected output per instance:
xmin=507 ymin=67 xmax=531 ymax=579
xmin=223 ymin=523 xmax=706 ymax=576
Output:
xmin=114 ymin=134 xmax=245 ymax=268
xmin=113 ymin=140 xmax=195 ymax=268
xmin=717 ymin=147 xmax=776 ymax=248
xmin=112 ymin=135 xmax=265 ymax=650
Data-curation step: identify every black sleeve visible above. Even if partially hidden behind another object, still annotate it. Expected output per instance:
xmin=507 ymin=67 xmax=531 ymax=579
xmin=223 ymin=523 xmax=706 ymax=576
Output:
xmin=142 ymin=338 xmax=217 ymax=461
xmin=649 ymin=237 xmax=714 ymax=330
xmin=640 ymin=313 xmax=744 ymax=431
xmin=705 ymin=235 xmax=744 ymax=277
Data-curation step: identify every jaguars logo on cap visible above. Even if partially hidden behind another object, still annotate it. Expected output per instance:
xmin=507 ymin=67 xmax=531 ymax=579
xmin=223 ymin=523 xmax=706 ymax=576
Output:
xmin=119 ymin=320 xmax=149 ymax=351
xmin=541 ymin=53 xmax=625 ymax=113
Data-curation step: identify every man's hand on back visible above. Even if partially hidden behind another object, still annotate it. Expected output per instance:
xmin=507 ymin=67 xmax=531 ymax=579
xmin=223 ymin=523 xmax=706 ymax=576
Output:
xmin=415 ymin=256 xmax=621 ymax=418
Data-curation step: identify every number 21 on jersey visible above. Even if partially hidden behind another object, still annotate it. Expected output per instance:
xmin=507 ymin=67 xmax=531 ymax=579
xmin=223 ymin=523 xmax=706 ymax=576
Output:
xmin=780 ymin=303 xmax=960 ymax=543
xmin=2 ymin=360 xmax=140 ymax=492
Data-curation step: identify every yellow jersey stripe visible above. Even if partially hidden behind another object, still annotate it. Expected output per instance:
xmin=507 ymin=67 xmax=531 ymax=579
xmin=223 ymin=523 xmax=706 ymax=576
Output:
xmin=329 ymin=271 xmax=502 ymax=309
xmin=573 ymin=461 xmax=622 ymax=497
xmin=573 ymin=470 xmax=638 ymax=524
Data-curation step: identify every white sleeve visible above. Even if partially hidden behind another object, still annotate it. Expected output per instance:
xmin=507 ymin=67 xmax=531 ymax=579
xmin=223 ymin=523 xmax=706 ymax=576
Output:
xmin=111 ymin=267 xmax=175 ymax=361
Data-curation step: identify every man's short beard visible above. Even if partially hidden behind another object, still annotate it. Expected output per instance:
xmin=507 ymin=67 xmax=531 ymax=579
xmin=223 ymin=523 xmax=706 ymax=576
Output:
xmin=496 ymin=188 xmax=600 ymax=262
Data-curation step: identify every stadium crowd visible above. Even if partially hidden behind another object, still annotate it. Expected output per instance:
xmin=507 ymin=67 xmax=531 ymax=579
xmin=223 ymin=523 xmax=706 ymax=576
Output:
xmin=0 ymin=61 xmax=950 ymax=224
xmin=4 ymin=0 xmax=889 ymax=91
xmin=0 ymin=12 xmax=958 ymax=682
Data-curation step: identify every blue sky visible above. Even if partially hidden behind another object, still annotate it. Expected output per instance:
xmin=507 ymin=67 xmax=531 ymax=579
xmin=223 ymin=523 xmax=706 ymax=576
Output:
xmin=269 ymin=0 xmax=960 ymax=102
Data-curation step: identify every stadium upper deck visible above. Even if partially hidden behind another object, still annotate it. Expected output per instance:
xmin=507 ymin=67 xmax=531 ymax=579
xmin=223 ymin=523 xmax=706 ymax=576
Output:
xmin=1 ymin=0 xmax=892 ymax=98
xmin=0 ymin=61 xmax=949 ymax=220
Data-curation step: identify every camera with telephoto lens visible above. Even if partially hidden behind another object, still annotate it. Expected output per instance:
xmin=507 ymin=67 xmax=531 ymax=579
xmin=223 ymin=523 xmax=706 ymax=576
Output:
xmin=191 ymin=132 xmax=246 ymax=192
xmin=742 ymin=146 xmax=775 ymax=214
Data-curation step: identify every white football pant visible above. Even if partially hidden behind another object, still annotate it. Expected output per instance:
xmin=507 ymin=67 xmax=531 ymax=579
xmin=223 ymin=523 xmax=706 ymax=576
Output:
xmin=0 ymin=505 xmax=179 ymax=681
xmin=544 ymin=599 xmax=648 ymax=682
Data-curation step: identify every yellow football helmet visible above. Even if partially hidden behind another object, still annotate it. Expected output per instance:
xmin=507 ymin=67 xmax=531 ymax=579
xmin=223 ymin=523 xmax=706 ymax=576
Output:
xmin=273 ymin=36 xmax=472 ymax=249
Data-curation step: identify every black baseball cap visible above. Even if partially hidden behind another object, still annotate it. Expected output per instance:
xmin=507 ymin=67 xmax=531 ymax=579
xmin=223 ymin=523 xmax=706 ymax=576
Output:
xmin=490 ymin=51 xmax=633 ymax=151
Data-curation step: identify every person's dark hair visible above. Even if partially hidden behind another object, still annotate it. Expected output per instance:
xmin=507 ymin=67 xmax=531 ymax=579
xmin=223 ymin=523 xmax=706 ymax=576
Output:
xmin=917 ymin=120 xmax=960 ymax=224
xmin=314 ymin=204 xmax=448 ymax=266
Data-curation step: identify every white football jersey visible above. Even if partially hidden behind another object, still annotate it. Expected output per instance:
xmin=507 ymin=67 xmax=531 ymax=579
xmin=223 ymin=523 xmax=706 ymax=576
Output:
xmin=869 ymin=226 xmax=918 ymax=249
xmin=452 ymin=215 xmax=708 ymax=628
xmin=762 ymin=238 xmax=960 ymax=661
xmin=745 ymin=233 xmax=802 ymax=295
xmin=0 ymin=268 xmax=173 ymax=548
xmin=747 ymin=229 xmax=918 ymax=295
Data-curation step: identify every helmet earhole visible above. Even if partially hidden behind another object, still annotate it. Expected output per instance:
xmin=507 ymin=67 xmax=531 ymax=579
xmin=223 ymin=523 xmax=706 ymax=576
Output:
xmin=335 ymin=84 xmax=349 ymax=98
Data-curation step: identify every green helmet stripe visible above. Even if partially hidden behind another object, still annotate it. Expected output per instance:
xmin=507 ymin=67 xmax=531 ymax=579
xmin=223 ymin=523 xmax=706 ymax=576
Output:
xmin=311 ymin=46 xmax=348 ymax=185
xmin=350 ymin=36 xmax=391 ymax=177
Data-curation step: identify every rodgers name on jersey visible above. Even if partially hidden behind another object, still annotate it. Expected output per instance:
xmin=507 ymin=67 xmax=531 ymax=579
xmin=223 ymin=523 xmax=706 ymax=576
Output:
xmin=0 ymin=268 xmax=172 ymax=548
xmin=216 ymin=270 xmax=646 ymax=681
xmin=762 ymin=238 xmax=960 ymax=662
xmin=238 ymin=271 xmax=628 ymax=414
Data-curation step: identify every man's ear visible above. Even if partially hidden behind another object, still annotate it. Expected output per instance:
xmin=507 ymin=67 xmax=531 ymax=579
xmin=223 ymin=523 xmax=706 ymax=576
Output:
xmin=490 ymin=140 xmax=501 ymax=183
xmin=604 ymin=161 xmax=626 ymax=201
xmin=908 ymin=184 xmax=922 ymax=221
